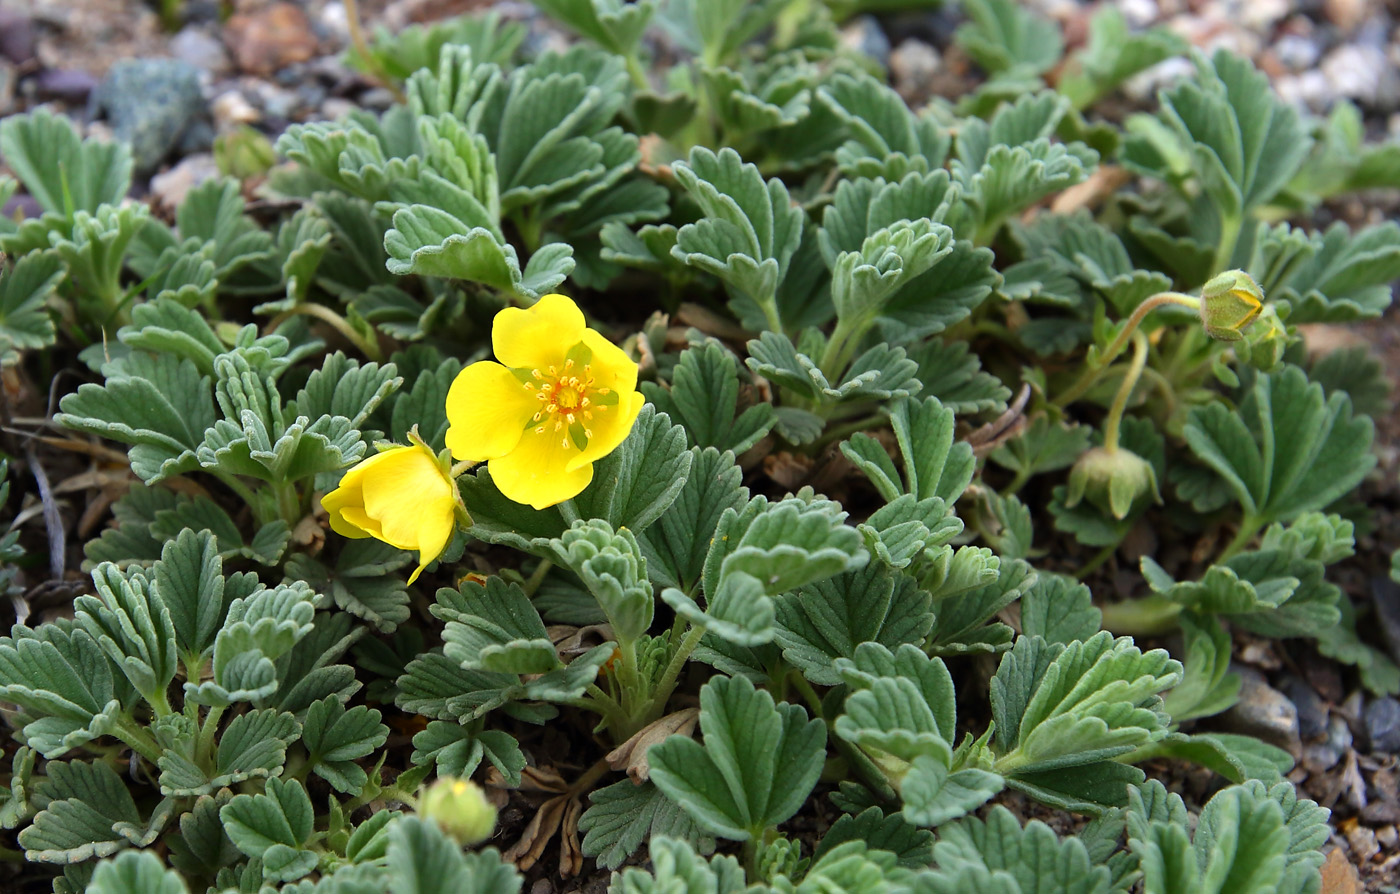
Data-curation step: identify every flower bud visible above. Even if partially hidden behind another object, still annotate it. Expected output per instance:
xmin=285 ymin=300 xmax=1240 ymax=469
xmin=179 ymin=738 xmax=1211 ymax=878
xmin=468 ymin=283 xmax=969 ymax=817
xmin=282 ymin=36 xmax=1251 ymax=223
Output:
xmin=1198 ymin=270 xmax=1264 ymax=341
xmin=417 ymin=777 xmax=497 ymax=846
xmin=213 ymin=125 xmax=276 ymax=181
xmin=1237 ymin=304 xmax=1290 ymax=372
xmin=1065 ymin=446 xmax=1161 ymax=521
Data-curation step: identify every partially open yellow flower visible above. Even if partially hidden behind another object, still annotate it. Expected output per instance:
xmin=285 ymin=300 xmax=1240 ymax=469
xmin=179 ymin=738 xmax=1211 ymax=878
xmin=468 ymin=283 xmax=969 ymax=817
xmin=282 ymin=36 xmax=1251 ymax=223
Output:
xmin=321 ymin=439 xmax=458 ymax=583
xmin=445 ymin=294 xmax=645 ymax=509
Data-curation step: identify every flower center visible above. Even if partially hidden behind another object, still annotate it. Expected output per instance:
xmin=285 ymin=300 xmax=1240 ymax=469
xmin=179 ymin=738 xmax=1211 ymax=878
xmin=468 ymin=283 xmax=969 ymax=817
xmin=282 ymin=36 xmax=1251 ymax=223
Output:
xmin=525 ymin=359 xmax=611 ymax=448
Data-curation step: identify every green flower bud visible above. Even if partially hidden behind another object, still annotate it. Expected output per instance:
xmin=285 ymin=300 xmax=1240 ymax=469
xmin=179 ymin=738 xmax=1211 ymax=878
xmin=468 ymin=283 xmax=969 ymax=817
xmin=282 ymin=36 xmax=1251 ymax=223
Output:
xmin=1237 ymin=304 xmax=1290 ymax=372
xmin=1065 ymin=446 xmax=1161 ymax=521
xmin=418 ymin=777 xmax=497 ymax=846
xmin=1198 ymin=270 xmax=1264 ymax=341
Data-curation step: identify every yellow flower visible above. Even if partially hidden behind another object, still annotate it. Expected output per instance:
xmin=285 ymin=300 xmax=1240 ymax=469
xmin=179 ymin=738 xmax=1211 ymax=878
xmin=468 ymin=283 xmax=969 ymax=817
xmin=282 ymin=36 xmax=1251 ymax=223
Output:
xmin=1198 ymin=269 xmax=1264 ymax=341
xmin=321 ymin=440 xmax=459 ymax=583
xmin=445 ymin=294 xmax=645 ymax=509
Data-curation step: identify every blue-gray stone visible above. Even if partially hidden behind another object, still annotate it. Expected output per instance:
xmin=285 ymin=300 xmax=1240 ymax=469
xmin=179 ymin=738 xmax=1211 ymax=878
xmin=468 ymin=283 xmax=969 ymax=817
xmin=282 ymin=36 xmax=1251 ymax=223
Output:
xmin=90 ymin=59 xmax=205 ymax=174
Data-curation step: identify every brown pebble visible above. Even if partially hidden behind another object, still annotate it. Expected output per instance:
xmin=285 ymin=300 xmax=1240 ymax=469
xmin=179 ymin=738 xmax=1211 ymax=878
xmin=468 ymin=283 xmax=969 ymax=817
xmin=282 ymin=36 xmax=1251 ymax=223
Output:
xmin=224 ymin=2 xmax=319 ymax=76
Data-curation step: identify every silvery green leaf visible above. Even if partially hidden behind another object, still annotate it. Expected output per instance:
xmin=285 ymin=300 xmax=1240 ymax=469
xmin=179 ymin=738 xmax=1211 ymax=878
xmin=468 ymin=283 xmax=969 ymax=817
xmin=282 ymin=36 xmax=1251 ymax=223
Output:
xmin=534 ymin=0 xmax=657 ymax=57
xmin=411 ymin=722 xmax=525 ymax=786
xmin=932 ymin=807 xmax=1113 ymax=894
xmin=173 ymin=178 xmax=275 ymax=280
xmin=858 ymin=493 xmax=963 ymax=570
xmin=437 ymin=576 xmax=558 ymax=675
xmin=988 ymin=415 xmax=1091 ymax=482
xmin=775 ymin=563 xmax=936 ymax=685
xmin=641 ymin=343 xmax=777 ymax=455
xmin=1272 ymin=221 xmax=1400 ymax=323
xmin=186 ymin=581 xmax=317 ymax=707
xmin=953 ymin=134 xmax=1096 ymax=245
xmin=19 ymin=760 xmax=141 ymax=863
xmin=0 ymin=250 xmax=62 ymax=365
xmin=638 ymin=447 xmax=749 ymax=593
xmin=830 ymin=220 xmax=955 ymax=324
xmin=49 ymin=203 xmax=152 ymax=312
xmin=607 ymin=834 xmax=740 ymax=893
xmin=648 ymin=674 xmax=826 ymax=841
xmin=386 ymin=816 xmax=522 ymax=894
xmin=74 ymin=563 xmax=178 ymax=705
xmin=88 ymin=850 xmax=189 ymax=894
xmin=955 ymin=0 xmax=1063 ymax=77
xmin=905 ymin=338 xmax=1010 ymax=415
xmin=671 ymin=147 xmax=804 ymax=321
xmin=1162 ymin=613 xmax=1240 ymax=722
xmin=0 ymin=623 xmax=126 ymax=758
xmin=550 ymin=519 xmax=653 ymax=643
xmin=1018 ymin=575 xmax=1101 ymax=646
xmin=580 ymin=783 xmax=719 ymax=872
xmin=813 ymin=807 xmax=934 ymax=869
xmin=302 ymin=696 xmax=389 ymax=794
xmin=816 ymin=74 xmax=951 ymax=176
xmin=277 ymin=117 xmax=422 ymax=203
xmin=160 ymin=709 xmax=299 ymax=797
xmin=1183 ymin=365 xmax=1373 ymax=528
xmin=0 ymin=107 xmax=131 ymax=216
xmin=220 ymin=777 xmax=317 ymax=883
xmin=1057 ymin=6 xmax=1187 ymax=111
xmin=571 ymin=405 xmax=693 ymax=532
xmin=290 ymin=352 xmax=401 ymax=430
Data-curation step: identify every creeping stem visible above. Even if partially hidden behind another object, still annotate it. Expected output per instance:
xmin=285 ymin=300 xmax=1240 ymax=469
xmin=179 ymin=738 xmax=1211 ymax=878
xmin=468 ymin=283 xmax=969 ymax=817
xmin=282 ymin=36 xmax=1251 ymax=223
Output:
xmin=1102 ymin=331 xmax=1150 ymax=453
xmin=1053 ymin=291 xmax=1201 ymax=409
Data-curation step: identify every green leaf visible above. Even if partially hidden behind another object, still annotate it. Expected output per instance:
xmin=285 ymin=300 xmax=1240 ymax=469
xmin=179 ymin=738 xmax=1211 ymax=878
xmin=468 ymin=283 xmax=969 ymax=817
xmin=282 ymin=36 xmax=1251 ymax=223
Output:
xmin=386 ymin=817 xmax=521 ymax=894
xmin=844 ymin=395 xmax=976 ymax=506
xmin=534 ymin=0 xmax=656 ymax=56
xmin=988 ymin=415 xmax=1092 ymax=483
xmin=0 ymin=623 xmax=126 ymax=759
xmin=637 ymin=447 xmax=749 ymax=593
xmin=0 ymin=107 xmax=132 ymax=215
xmin=1183 ymin=365 xmax=1374 ymax=527
xmin=57 ymin=352 xmax=215 ymax=482
xmin=549 ymin=519 xmax=653 ymax=643
xmin=160 ymin=709 xmax=300 ymax=797
xmin=649 ymin=674 xmax=826 ymax=841
xmin=775 ymin=562 xmax=936 ymax=685
xmin=1163 ymin=613 xmax=1240 ymax=722
xmin=992 ymin=632 xmax=1181 ymax=778
xmin=74 ymin=563 xmax=178 ymax=706
xmin=437 ymin=576 xmax=557 ymax=676
xmin=1273 ymin=221 xmax=1400 ymax=323
xmin=815 ymin=74 xmax=950 ymax=176
xmin=302 ymin=697 xmax=390 ymax=794
xmin=1019 ymin=575 xmax=1101 ymax=645
xmin=411 ymin=722 xmax=525 ymax=785
xmin=579 ymin=781 xmax=718 ymax=871
xmin=173 ymin=178 xmax=275 ymax=280
xmin=1057 ymin=6 xmax=1187 ymax=110
xmin=670 ymin=147 xmax=805 ymax=322
xmin=220 ymin=777 xmax=317 ymax=882
xmin=932 ymin=806 xmax=1113 ymax=894
xmin=641 ymin=343 xmax=777 ymax=455
xmin=906 ymin=338 xmax=1010 ymax=415
xmin=19 ymin=760 xmax=142 ymax=862
xmin=384 ymin=206 xmax=572 ymax=302
xmin=88 ymin=850 xmax=189 ymax=894
xmin=0 ymin=251 xmax=62 ymax=364
xmin=813 ymin=807 xmax=934 ymax=869
xmin=1314 ymin=591 xmax=1400 ymax=696
xmin=956 ymin=0 xmax=1063 ymax=77
xmin=608 ymin=835 xmax=741 ymax=894
xmin=571 ymin=404 xmax=693 ymax=532
xmin=186 ymin=580 xmax=317 ymax=707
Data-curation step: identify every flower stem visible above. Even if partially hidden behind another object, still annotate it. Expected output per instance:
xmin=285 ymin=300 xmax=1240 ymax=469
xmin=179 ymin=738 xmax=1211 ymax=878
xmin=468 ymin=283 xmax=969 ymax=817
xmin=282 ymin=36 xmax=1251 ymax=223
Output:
xmin=647 ymin=623 xmax=707 ymax=719
xmin=1099 ymin=594 xmax=1183 ymax=637
xmin=1102 ymin=331 xmax=1149 ymax=453
xmin=1053 ymin=291 xmax=1201 ymax=409
xmin=1218 ymin=516 xmax=1263 ymax=562
xmin=270 ymin=303 xmax=381 ymax=361
xmin=1214 ymin=212 xmax=1243 ymax=275
xmin=113 ymin=716 xmax=165 ymax=765
xmin=197 ymin=703 xmax=226 ymax=769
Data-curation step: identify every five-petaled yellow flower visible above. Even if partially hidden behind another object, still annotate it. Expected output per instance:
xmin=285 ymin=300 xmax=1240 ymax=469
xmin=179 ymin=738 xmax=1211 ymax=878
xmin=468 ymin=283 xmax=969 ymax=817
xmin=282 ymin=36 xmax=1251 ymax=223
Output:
xmin=322 ymin=438 xmax=459 ymax=583
xmin=445 ymin=294 xmax=645 ymax=509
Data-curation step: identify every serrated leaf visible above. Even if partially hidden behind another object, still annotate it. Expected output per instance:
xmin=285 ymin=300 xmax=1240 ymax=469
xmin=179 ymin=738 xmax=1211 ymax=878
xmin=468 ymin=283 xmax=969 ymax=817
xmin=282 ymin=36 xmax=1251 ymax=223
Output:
xmin=638 ymin=447 xmax=749 ymax=593
xmin=437 ymin=576 xmax=557 ymax=675
xmin=932 ymin=807 xmax=1113 ymax=894
xmin=88 ymin=850 xmax=189 ymax=894
xmin=1057 ymin=6 xmax=1186 ymax=110
xmin=19 ymin=760 xmax=141 ymax=863
xmin=0 ymin=251 xmax=62 ymax=364
xmin=1019 ymin=575 xmax=1101 ymax=645
xmin=387 ymin=816 xmax=522 ymax=894
xmin=571 ymin=404 xmax=693 ymax=532
xmin=220 ymin=778 xmax=317 ymax=882
xmin=579 ymin=781 xmax=719 ymax=871
xmin=411 ymin=722 xmax=525 ymax=786
xmin=0 ymin=107 xmax=132 ymax=215
xmin=649 ymin=674 xmax=826 ymax=841
xmin=302 ymin=696 xmax=389 ymax=793
xmin=0 ymin=623 xmax=126 ymax=759
xmin=956 ymin=0 xmax=1063 ymax=77
xmin=641 ymin=343 xmax=777 ymax=455
xmin=74 ymin=563 xmax=178 ymax=706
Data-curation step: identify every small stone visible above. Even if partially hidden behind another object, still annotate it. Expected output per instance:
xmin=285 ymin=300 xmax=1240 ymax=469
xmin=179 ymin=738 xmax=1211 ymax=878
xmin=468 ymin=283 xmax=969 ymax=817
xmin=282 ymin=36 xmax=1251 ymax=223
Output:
xmin=1302 ymin=716 xmax=1352 ymax=774
xmin=1364 ymin=697 xmax=1400 ymax=753
xmin=225 ymin=2 xmax=320 ymax=76
xmin=530 ymin=881 xmax=552 ymax=894
xmin=320 ymin=97 xmax=357 ymax=121
xmin=171 ymin=26 xmax=232 ymax=76
xmin=840 ymin=15 xmax=891 ymax=68
xmin=1373 ymin=576 xmax=1400 ymax=670
xmin=1221 ymin=0 xmax=1289 ymax=31
xmin=1273 ymin=33 xmax=1321 ymax=72
xmin=1281 ymin=676 xmax=1330 ymax=741
xmin=1377 ymin=826 xmax=1398 ymax=851
xmin=1324 ymin=0 xmax=1372 ymax=31
xmin=0 ymin=8 xmax=35 ymax=66
xmin=1361 ymin=801 xmax=1400 ymax=824
xmin=1345 ymin=822 xmax=1379 ymax=862
xmin=1273 ymin=71 xmax=1332 ymax=111
xmin=32 ymin=68 xmax=99 ymax=103
xmin=890 ymin=39 xmax=940 ymax=102
xmin=320 ymin=2 xmax=350 ymax=44
xmin=149 ymin=153 xmax=220 ymax=212
xmin=1219 ymin=666 xmax=1301 ymax=756
xmin=358 ymin=87 xmax=398 ymax=111
xmin=253 ymin=82 xmax=302 ymax=120
xmin=213 ymin=91 xmax=260 ymax=127
xmin=1120 ymin=0 xmax=1160 ymax=28
xmin=1322 ymin=44 xmax=1386 ymax=104
xmin=0 ymin=61 xmax=14 ymax=117
xmin=91 ymin=60 xmax=205 ymax=174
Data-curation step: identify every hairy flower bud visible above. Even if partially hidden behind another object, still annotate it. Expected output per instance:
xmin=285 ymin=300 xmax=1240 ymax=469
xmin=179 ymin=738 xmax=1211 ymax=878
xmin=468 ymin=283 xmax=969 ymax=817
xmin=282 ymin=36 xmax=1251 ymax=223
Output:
xmin=1238 ymin=304 xmax=1290 ymax=371
xmin=1065 ymin=446 xmax=1161 ymax=521
xmin=418 ymin=777 xmax=497 ymax=846
xmin=1198 ymin=270 xmax=1264 ymax=341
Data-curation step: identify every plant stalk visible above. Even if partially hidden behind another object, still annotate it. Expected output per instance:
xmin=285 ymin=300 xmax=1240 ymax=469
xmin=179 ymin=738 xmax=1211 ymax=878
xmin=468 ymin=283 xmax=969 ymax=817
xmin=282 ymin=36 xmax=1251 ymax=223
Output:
xmin=1053 ymin=291 xmax=1201 ymax=409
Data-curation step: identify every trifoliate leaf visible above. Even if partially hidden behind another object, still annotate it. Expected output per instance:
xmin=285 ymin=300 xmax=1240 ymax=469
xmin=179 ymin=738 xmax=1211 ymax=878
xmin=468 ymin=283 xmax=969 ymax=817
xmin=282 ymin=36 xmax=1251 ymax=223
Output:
xmin=906 ymin=339 xmax=1010 ymax=415
xmin=579 ymin=781 xmax=719 ymax=871
xmin=411 ymin=722 xmax=525 ymax=786
xmin=220 ymin=777 xmax=317 ymax=882
xmin=1057 ymin=6 xmax=1187 ymax=111
xmin=642 ymin=343 xmax=777 ymax=455
xmin=74 ymin=563 xmax=178 ymax=706
xmin=670 ymin=147 xmax=805 ymax=326
xmin=816 ymin=73 xmax=950 ymax=176
xmin=1272 ymin=221 xmax=1400 ymax=323
xmin=160 ymin=709 xmax=300 ymax=797
xmin=955 ymin=0 xmax=1063 ymax=77
xmin=173 ymin=178 xmax=275 ymax=280
xmin=932 ymin=807 xmax=1113 ymax=894
xmin=0 ymin=622 xmax=126 ymax=759
xmin=649 ymin=674 xmax=826 ymax=841
xmin=549 ymin=519 xmax=653 ymax=642
xmin=1183 ymin=365 xmax=1374 ymax=528
xmin=0 ymin=108 xmax=131 ymax=216
xmin=0 ymin=251 xmax=62 ymax=364
xmin=19 ymin=760 xmax=142 ymax=863
xmin=437 ymin=576 xmax=557 ymax=676
xmin=812 ymin=807 xmax=934 ymax=869
xmin=302 ymin=697 xmax=389 ymax=794
xmin=186 ymin=581 xmax=317 ymax=707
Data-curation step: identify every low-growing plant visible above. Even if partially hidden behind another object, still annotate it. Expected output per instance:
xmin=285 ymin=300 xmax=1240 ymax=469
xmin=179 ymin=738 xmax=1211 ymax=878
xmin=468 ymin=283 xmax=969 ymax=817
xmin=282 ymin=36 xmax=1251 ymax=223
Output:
xmin=1 ymin=0 xmax=1397 ymax=890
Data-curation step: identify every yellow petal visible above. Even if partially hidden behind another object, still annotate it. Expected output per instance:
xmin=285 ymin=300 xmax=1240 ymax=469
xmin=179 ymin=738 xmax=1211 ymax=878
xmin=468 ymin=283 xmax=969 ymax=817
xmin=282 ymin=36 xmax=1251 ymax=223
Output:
xmin=579 ymin=328 xmax=639 ymax=395
xmin=407 ymin=503 xmax=455 ymax=584
xmin=360 ymin=446 xmax=455 ymax=550
xmin=323 ymin=466 xmax=375 ymax=538
xmin=569 ymin=390 xmax=645 ymax=471
xmin=444 ymin=361 xmax=539 ymax=462
xmin=487 ymin=428 xmax=594 ymax=509
xmin=492 ymin=294 xmax=584 ymax=370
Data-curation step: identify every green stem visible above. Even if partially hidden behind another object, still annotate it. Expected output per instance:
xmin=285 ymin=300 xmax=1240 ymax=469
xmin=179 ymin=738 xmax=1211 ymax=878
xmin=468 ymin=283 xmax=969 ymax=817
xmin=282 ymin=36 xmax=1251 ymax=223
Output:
xmin=271 ymin=303 xmax=381 ymax=361
xmin=814 ymin=411 xmax=887 ymax=450
xmin=818 ymin=315 xmax=865 ymax=383
xmin=787 ymin=671 xmax=824 ymax=719
xmin=1218 ymin=516 xmax=1263 ymax=563
xmin=624 ymin=52 xmax=650 ymax=91
xmin=113 ymin=716 xmax=164 ymax=765
xmin=1053 ymin=292 xmax=1201 ymax=409
xmin=274 ymin=481 xmax=303 ymax=529
xmin=1099 ymin=594 xmax=1183 ymax=637
xmin=1214 ymin=212 xmax=1243 ymax=275
xmin=1073 ymin=543 xmax=1118 ymax=580
xmin=522 ymin=559 xmax=553 ymax=597
xmin=583 ymin=683 xmax=631 ymax=734
xmin=197 ymin=704 xmax=227 ymax=769
xmin=212 ymin=471 xmax=260 ymax=511
xmin=648 ymin=624 xmax=707 ymax=718
xmin=1102 ymin=331 xmax=1149 ymax=452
